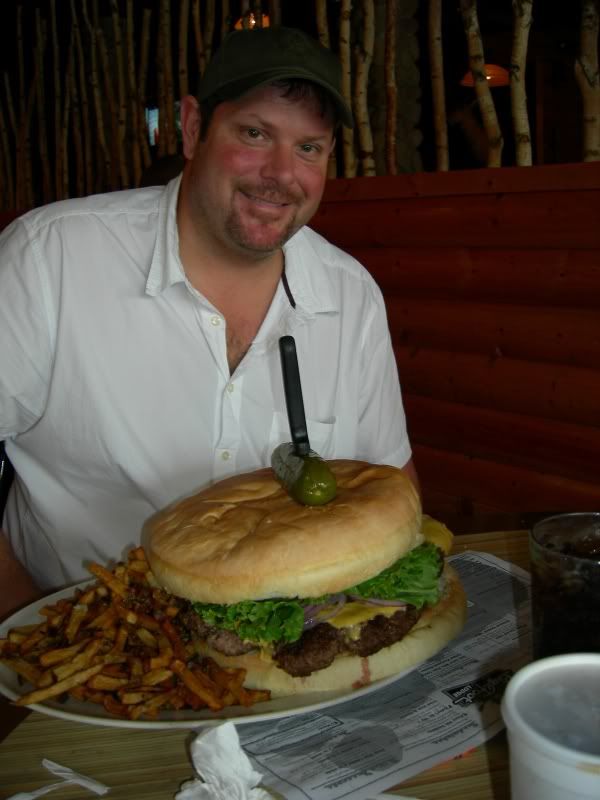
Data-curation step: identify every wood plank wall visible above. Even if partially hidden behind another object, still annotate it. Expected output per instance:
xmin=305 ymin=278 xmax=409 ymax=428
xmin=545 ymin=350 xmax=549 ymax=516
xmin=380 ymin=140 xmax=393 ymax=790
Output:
xmin=312 ymin=162 xmax=600 ymax=531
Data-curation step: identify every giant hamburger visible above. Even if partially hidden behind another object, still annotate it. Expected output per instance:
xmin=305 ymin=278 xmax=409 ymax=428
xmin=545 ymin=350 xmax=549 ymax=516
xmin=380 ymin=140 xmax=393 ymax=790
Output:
xmin=144 ymin=460 xmax=467 ymax=697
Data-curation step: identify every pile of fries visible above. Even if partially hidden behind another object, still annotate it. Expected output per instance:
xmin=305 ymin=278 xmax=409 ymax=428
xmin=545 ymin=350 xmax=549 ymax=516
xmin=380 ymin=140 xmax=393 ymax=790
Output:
xmin=0 ymin=547 xmax=270 ymax=720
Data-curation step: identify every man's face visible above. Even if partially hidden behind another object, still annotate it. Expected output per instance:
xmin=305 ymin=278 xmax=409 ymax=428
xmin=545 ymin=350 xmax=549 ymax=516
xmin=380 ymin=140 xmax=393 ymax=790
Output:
xmin=180 ymin=84 xmax=335 ymax=259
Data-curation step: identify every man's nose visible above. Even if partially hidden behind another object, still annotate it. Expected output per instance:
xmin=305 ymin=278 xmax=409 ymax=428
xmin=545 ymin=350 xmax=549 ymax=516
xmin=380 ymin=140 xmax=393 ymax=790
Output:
xmin=261 ymin=144 xmax=296 ymax=184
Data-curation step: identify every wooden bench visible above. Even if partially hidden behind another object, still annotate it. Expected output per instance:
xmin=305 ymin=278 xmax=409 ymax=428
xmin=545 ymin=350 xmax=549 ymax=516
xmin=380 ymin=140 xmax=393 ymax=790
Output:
xmin=312 ymin=162 xmax=600 ymax=531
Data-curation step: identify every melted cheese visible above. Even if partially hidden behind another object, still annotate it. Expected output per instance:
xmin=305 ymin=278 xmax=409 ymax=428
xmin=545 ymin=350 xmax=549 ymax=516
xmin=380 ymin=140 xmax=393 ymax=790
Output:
xmin=421 ymin=515 xmax=453 ymax=554
xmin=327 ymin=516 xmax=453 ymax=630
xmin=328 ymin=602 xmax=399 ymax=629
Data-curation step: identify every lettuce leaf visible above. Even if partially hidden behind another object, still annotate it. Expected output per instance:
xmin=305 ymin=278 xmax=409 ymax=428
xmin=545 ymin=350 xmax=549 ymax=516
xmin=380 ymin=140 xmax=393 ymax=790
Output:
xmin=192 ymin=543 xmax=443 ymax=645
xmin=347 ymin=541 xmax=443 ymax=607
xmin=193 ymin=598 xmax=306 ymax=645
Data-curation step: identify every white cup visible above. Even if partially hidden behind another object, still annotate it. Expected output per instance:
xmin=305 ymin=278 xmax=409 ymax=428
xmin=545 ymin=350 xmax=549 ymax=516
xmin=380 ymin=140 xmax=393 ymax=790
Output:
xmin=501 ymin=654 xmax=600 ymax=800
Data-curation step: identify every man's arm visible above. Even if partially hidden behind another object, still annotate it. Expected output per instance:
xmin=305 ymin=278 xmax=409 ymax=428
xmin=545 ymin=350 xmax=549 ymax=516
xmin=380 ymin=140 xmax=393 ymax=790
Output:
xmin=0 ymin=531 xmax=41 ymax=621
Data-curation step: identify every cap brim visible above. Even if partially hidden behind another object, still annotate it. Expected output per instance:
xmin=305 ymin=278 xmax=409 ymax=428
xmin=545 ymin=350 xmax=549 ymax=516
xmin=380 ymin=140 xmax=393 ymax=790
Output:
xmin=200 ymin=69 xmax=354 ymax=129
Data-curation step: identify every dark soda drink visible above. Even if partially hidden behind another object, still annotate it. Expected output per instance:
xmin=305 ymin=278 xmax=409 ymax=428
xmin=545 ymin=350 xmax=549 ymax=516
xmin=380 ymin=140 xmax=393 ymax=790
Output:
xmin=530 ymin=513 xmax=600 ymax=659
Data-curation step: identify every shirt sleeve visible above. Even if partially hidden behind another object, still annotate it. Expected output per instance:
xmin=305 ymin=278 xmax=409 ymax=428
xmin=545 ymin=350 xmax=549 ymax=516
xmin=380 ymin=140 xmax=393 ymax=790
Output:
xmin=356 ymin=281 xmax=412 ymax=468
xmin=0 ymin=218 xmax=54 ymax=438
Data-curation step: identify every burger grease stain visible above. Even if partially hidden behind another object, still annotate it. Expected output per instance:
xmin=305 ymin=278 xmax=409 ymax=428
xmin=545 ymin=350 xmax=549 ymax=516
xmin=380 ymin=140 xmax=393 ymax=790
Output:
xmin=329 ymin=724 xmax=402 ymax=771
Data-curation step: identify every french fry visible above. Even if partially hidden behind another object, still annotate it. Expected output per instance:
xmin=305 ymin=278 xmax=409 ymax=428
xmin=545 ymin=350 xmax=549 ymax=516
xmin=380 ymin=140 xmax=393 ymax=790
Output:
xmin=141 ymin=667 xmax=173 ymax=686
xmin=170 ymin=659 xmax=223 ymax=712
xmin=14 ymin=663 xmax=105 ymax=705
xmin=64 ymin=603 xmax=89 ymax=643
xmin=119 ymin=690 xmax=156 ymax=705
xmin=0 ymin=657 xmax=42 ymax=686
xmin=161 ymin=618 xmax=187 ymax=661
xmin=126 ymin=559 xmax=149 ymax=574
xmin=135 ymin=628 xmax=158 ymax=649
xmin=129 ymin=546 xmax=147 ymax=562
xmin=87 ymin=673 xmax=129 ymax=691
xmin=115 ymin=603 xmax=160 ymax=631
xmin=129 ymin=689 xmax=177 ymax=720
xmin=52 ymin=640 xmax=103 ymax=681
xmin=85 ymin=606 xmax=117 ymax=630
xmin=19 ymin=623 xmax=49 ymax=654
xmin=87 ymin=563 xmax=129 ymax=598
xmin=78 ymin=588 xmax=97 ymax=605
xmin=39 ymin=638 xmax=90 ymax=667
xmin=0 ymin=546 xmax=271 ymax=720
xmin=102 ymin=694 xmax=130 ymax=718
xmin=110 ymin=625 xmax=129 ymax=654
xmin=7 ymin=624 xmax=40 ymax=643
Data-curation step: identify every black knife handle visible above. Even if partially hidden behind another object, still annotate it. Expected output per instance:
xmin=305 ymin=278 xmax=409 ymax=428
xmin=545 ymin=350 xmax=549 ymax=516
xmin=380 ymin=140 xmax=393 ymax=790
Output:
xmin=279 ymin=336 xmax=310 ymax=457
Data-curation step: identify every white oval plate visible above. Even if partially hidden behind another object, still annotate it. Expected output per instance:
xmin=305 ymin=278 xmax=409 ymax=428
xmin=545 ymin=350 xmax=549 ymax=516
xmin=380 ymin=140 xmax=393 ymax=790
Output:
xmin=0 ymin=583 xmax=415 ymax=729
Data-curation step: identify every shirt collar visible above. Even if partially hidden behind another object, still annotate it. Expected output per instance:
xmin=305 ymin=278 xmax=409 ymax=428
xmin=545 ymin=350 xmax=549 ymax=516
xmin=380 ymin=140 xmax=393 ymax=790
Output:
xmin=145 ymin=174 xmax=185 ymax=296
xmin=281 ymin=227 xmax=339 ymax=316
xmin=145 ymin=178 xmax=339 ymax=318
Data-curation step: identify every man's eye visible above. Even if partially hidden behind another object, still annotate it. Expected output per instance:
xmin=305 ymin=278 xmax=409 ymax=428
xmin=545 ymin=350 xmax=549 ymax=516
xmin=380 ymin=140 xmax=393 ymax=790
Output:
xmin=300 ymin=144 xmax=320 ymax=155
xmin=246 ymin=128 xmax=262 ymax=139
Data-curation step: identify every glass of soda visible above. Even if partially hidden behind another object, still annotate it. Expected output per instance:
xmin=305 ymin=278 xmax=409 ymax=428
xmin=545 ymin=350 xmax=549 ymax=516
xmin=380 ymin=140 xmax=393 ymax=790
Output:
xmin=530 ymin=512 xmax=600 ymax=659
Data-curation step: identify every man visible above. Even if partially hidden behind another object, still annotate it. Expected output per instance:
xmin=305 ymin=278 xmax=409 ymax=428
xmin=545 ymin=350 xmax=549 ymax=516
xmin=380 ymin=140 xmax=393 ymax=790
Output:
xmin=0 ymin=27 xmax=417 ymax=619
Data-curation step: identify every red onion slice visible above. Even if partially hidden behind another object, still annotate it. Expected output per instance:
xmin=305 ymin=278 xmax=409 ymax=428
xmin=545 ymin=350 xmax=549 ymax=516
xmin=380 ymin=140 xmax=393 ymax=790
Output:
xmin=303 ymin=594 xmax=346 ymax=630
xmin=346 ymin=594 xmax=408 ymax=608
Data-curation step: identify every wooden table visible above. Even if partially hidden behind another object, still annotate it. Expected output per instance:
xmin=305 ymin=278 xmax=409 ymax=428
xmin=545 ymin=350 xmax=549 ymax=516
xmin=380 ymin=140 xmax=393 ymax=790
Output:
xmin=0 ymin=530 xmax=530 ymax=799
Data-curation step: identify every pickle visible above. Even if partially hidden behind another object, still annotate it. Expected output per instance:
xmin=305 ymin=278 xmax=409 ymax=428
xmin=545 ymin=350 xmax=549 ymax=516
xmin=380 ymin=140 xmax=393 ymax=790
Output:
xmin=271 ymin=443 xmax=337 ymax=506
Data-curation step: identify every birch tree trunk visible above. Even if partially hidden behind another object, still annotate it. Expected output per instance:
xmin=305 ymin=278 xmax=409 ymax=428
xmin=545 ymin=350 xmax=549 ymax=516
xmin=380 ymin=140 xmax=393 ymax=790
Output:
xmin=15 ymin=5 xmax=27 ymax=210
xmin=315 ymin=0 xmax=337 ymax=178
xmin=204 ymin=0 xmax=216 ymax=64
xmin=126 ymin=0 xmax=142 ymax=185
xmin=460 ymin=0 xmax=503 ymax=167
xmin=0 ymin=105 xmax=14 ymax=208
xmin=221 ymin=0 xmax=231 ymax=42
xmin=383 ymin=0 xmax=398 ymax=174
xmin=68 ymin=44 xmax=85 ymax=199
xmin=97 ymin=23 xmax=120 ymax=189
xmin=3 ymin=73 xmax=16 ymax=140
xmin=50 ymin=0 xmax=62 ymax=199
xmin=71 ymin=0 xmax=94 ymax=194
xmin=61 ymin=37 xmax=75 ymax=200
xmin=353 ymin=0 xmax=375 ymax=175
xmin=192 ymin=0 xmax=207 ymax=76
xmin=178 ymin=0 xmax=190 ymax=98
xmin=511 ymin=0 xmax=533 ymax=166
xmin=111 ymin=0 xmax=130 ymax=187
xmin=575 ymin=0 xmax=600 ymax=161
xmin=81 ymin=0 xmax=111 ymax=191
xmin=428 ymin=0 xmax=448 ymax=171
xmin=22 ymin=61 xmax=37 ymax=209
xmin=268 ymin=0 xmax=282 ymax=26
xmin=34 ymin=11 xmax=51 ymax=204
xmin=316 ymin=0 xmax=330 ymax=47
xmin=339 ymin=0 xmax=356 ymax=177
xmin=137 ymin=9 xmax=153 ymax=171
xmin=160 ymin=0 xmax=178 ymax=155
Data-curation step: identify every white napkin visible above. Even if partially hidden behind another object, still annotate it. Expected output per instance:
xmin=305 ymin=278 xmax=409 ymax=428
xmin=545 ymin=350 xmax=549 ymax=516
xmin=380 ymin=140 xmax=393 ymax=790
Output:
xmin=6 ymin=758 xmax=109 ymax=799
xmin=175 ymin=722 xmax=274 ymax=800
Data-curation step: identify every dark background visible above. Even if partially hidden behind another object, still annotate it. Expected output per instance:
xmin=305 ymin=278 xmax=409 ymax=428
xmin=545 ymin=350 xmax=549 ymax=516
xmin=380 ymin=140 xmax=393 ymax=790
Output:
xmin=0 ymin=1 xmax=585 ymax=171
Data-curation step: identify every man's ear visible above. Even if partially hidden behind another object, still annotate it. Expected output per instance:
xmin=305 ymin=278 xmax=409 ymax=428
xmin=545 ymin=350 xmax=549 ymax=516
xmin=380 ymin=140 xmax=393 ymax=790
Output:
xmin=180 ymin=95 xmax=201 ymax=160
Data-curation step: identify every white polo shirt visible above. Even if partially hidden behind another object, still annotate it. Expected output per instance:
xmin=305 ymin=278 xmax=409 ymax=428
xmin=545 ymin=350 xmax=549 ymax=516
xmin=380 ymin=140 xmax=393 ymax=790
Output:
xmin=0 ymin=176 xmax=411 ymax=590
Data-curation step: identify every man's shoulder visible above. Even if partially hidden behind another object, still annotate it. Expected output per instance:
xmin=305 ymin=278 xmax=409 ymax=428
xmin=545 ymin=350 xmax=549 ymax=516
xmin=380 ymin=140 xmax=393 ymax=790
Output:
xmin=17 ymin=186 xmax=164 ymax=235
xmin=293 ymin=225 xmax=373 ymax=281
xmin=291 ymin=226 xmax=383 ymax=305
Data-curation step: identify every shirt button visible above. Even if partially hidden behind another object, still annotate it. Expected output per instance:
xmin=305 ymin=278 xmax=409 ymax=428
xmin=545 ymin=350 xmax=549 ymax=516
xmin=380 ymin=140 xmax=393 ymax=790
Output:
xmin=210 ymin=315 xmax=221 ymax=327
xmin=221 ymin=451 xmax=231 ymax=461
xmin=226 ymin=383 xmax=234 ymax=393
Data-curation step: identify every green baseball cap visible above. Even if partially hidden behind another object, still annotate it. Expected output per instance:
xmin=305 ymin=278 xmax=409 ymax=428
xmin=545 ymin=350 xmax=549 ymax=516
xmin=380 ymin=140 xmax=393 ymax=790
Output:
xmin=197 ymin=26 xmax=353 ymax=129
